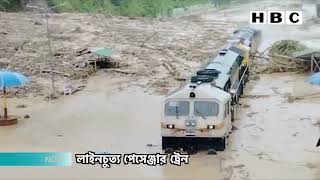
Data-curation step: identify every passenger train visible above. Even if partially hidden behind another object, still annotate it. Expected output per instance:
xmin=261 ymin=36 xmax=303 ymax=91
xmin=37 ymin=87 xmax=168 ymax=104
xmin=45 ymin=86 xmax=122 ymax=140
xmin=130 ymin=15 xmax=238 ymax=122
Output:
xmin=161 ymin=28 xmax=261 ymax=151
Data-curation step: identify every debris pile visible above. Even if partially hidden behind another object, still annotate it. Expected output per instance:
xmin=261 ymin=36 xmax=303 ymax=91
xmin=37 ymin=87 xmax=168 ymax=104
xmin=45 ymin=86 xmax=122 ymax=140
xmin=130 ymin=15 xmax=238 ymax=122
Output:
xmin=269 ymin=40 xmax=307 ymax=56
xmin=0 ymin=44 xmax=118 ymax=97
xmin=0 ymin=12 xmax=233 ymax=97
xmin=266 ymin=40 xmax=312 ymax=72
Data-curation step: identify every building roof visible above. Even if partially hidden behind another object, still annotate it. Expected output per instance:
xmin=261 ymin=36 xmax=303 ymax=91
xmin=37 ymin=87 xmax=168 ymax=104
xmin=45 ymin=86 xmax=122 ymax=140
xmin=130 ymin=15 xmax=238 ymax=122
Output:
xmin=293 ymin=49 xmax=320 ymax=59
xmin=205 ymin=50 xmax=239 ymax=89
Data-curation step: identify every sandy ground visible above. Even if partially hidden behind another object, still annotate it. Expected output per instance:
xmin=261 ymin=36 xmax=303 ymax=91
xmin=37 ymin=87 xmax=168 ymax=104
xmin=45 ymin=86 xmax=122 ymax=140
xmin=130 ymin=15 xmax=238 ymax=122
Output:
xmin=0 ymin=0 xmax=320 ymax=179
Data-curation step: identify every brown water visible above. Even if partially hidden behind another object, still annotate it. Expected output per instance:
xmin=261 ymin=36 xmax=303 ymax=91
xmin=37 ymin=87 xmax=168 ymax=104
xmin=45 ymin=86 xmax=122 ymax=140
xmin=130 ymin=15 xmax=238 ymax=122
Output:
xmin=0 ymin=0 xmax=320 ymax=179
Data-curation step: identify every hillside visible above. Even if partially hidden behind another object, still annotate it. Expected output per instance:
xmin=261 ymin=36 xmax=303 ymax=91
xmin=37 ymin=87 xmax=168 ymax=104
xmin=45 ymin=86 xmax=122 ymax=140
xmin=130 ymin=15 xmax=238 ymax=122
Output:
xmin=0 ymin=0 xmax=229 ymax=17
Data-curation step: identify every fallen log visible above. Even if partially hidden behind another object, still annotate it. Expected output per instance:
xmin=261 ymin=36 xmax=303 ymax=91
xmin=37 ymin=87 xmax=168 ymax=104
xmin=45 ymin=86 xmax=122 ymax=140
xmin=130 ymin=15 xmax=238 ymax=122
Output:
xmin=267 ymin=53 xmax=310 ymax=72
xmin=62 ymin=85 xmax=86 ymax=96
xmin=162 ymin=62 xmax=175 ymax=75
xmin=253 ymin=55 xmax=269 ymax=60
xmin=141 ymin=32 xmax=158 ymax=47
xmin=111 ymin=69 xmax=137 ymax=75
xmin=174 ymin=77 xmax=186 ymax=81
xmin=42 ymin=70 xmax=70 ymax=77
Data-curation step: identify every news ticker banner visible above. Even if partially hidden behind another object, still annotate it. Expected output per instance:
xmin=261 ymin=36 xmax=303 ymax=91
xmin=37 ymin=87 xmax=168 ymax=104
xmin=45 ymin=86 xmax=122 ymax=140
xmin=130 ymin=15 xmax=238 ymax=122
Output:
xmin=0 ymin=152 xmax=72 ymax=166
xmin=0 ymin=152 xmax=189 ymax=167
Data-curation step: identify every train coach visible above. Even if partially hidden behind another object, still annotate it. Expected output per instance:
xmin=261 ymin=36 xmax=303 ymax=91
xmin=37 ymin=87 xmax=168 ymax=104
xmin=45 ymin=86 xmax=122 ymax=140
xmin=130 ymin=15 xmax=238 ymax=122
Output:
xmin=161 ymin=28 xmax=261 ymax=152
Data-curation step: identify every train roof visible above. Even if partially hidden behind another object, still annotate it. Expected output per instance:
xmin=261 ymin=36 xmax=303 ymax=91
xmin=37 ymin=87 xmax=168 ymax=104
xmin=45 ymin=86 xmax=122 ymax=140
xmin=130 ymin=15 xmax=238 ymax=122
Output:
xmin=229 ymin=46 xmax=246 ymax=57
xmin=205 ymin=50 xmax=240 ymax=89
xmin=233 ymin=27 xmax=260 ymax=36
xmin=165 ymin=27 xmax=259 ymax=102
xmin=231 ymin=28 xmax=260 ymax=44
xmin=165 ymin=83 xmax=231 ymax=102
xmin=206 ymin=50 xmax=239 ymax=71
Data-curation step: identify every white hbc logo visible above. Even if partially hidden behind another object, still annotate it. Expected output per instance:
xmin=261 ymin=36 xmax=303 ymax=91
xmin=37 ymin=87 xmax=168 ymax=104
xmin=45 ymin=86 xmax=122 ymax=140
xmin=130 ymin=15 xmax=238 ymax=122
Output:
xmin=250 ymin=11 xmax=303 ymax=25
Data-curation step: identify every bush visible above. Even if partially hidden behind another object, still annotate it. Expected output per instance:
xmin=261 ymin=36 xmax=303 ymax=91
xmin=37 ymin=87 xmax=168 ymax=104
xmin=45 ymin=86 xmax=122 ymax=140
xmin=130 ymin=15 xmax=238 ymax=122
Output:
xmin=48 ymin=0 xmax=210 ymax=17
xmin=0 ymin=0 xmax=23 ymax=11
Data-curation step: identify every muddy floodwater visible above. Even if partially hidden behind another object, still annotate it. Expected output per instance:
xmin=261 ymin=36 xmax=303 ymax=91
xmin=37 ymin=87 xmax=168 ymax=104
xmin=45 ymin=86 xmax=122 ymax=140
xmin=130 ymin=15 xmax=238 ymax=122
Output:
xmin=1 ymin=74 xmax=319 ymax=179
xmin=0 ymin=0 xmax=320 ymax=179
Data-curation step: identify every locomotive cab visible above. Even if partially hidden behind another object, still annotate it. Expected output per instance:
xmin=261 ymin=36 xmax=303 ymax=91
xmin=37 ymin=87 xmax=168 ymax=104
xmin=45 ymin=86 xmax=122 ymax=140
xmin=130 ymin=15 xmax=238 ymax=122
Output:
xmin=162 ymin=82 xmax=232 ymax=151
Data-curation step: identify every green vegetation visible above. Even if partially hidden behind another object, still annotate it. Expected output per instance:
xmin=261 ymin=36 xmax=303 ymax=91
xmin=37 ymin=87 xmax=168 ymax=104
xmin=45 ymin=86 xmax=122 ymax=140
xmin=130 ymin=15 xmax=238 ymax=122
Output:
xmin=0 ymin=0 xmax=234 ymax=17
xmin=0 ymin=0 xmax=23 ymax=11
xmin=47 ymin=0 xmax=211 ymax=17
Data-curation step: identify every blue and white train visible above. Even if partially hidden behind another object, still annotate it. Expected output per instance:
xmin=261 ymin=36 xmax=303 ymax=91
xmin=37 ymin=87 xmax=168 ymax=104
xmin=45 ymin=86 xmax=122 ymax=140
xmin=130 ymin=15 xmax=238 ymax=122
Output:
xmin=161 ymin=28 xmax=261 ymax=151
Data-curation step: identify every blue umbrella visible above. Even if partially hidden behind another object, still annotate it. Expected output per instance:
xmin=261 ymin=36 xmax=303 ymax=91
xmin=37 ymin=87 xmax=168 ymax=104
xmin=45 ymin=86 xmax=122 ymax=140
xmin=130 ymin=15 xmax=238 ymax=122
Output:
xmin=0 ymin=70 xmax=29 ymax=118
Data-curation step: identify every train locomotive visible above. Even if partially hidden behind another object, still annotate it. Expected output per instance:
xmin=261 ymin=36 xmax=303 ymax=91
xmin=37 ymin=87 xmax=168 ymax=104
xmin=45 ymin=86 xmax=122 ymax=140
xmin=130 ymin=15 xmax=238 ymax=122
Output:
xmin=161 ymin=28 xmax=261 ymax=151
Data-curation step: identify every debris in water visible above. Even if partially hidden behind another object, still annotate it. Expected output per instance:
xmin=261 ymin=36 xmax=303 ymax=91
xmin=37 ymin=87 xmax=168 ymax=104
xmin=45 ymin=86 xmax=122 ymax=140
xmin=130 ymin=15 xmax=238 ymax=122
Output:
xmin=269 ymin=40 xmax=307 ymax=57
xmin=304 ymin=163 xmax=317 ymax=169
xmin=292 ymin=132 xmax=299 ymax=137
xmin=233 ymin=164 xmax=245 ymax=169
xmin=146 ymin=144 xmax=159 ymax=147
xmin=242 ymin=104 xmax=250 ymax=108
xmin=250 ymin=76 xmax=260 ymax=81
xmin=34 ymin=21 xmax=42 ymax=26
xmin=208 ymin=149 xmax=217 ymax=155
xmin=232 ymin=125 xmax=239 ymax=131
xmin=299 ymin=117 xmax=311 ymax=121
xmin=24 ymin=115 xmax=30 ymax=119
xmin=242 ymin=95 xmax=270 ymax=99
xmin=16 ymin=104 xmax=27 ymax=108
xmin=73 ymin=27 xmax=83 ymax=33
xmin=287 ymin=95 xmax=295 ymax=103
xmin=267 ymin=40 xmax=320 ymax=73
xmin=247 ymin=112 xmax=258 ymax=118
xmin=164 ymin=148 xmax=174 ymax=154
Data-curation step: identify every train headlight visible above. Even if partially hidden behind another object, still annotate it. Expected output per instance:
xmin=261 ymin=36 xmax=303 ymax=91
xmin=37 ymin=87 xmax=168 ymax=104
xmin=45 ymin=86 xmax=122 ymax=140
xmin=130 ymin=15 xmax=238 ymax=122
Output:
xmin=186 ymin=122 xmax=191 ymax=126
xmin=207 ymin=125 xmax=215 ymax=130
xmin=191 ymin=122 xmax=196 ymax=127
xmin=167 ymin=124 xmax=175 ymax=129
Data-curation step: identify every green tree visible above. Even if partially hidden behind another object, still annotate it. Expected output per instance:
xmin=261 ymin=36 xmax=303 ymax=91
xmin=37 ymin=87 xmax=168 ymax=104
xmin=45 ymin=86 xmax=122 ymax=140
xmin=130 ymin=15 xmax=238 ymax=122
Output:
xmin=0 ymin=0 xmax=9 ymax=10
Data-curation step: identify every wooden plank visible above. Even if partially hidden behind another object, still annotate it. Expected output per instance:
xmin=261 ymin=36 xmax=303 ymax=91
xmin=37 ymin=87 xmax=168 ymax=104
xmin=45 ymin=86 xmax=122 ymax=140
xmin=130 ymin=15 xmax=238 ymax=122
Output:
xmin=311 ymin=54 xmax=314 ymax=72
xmin=312 ymin=55 xmax=320 ymax=72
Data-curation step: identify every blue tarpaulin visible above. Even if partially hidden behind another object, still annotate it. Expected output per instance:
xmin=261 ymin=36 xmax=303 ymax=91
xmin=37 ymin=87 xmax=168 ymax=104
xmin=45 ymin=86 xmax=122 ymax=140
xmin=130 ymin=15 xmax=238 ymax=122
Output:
xmin=306 ymin=72 xmax=320 ymax=85
xmin=90 ymin=47 xmax=113 ymax=57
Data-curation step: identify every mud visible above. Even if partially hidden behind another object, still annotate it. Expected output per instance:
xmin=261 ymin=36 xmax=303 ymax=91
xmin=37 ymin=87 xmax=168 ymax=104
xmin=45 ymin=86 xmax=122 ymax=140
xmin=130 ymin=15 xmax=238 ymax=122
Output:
xmin=0 ymin=0 xmax=320 ymax=179
xmin=0 ymin=10 xmax=235 ymax=97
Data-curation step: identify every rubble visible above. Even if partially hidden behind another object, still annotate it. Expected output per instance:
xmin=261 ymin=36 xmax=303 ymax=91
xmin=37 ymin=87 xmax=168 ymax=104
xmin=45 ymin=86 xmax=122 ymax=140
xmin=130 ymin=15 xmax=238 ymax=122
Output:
xmin=266 ymin=40 xmax=315 ymax=73
xmin=16 ymin=104 xmax=27 ymax=108
xmin=269 ymin=40 xmax=307 ymax=57
xmin=34 ymin=21 xmax=42 ymax=25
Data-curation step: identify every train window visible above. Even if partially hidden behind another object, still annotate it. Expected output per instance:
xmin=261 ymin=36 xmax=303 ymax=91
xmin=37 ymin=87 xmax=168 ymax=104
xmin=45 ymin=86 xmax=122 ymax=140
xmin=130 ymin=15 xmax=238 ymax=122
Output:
xmin=224 ymin=102 xmax=231 ymax=118
xmin=165 ymin=101 xmax=189 ymax=117
xmin=236 ymin=56 xmax=244 ymax=66
xmin=224 ymin=103 xmax=227 ymax=118
xmin=194 ymin=101 xmax=219 ymax=117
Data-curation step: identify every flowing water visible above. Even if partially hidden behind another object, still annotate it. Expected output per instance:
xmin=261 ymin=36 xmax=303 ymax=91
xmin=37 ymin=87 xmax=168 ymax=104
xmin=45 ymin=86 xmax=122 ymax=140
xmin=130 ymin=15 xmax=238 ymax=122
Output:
xmin=0 ymin=0 xmax=319 ymax=179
